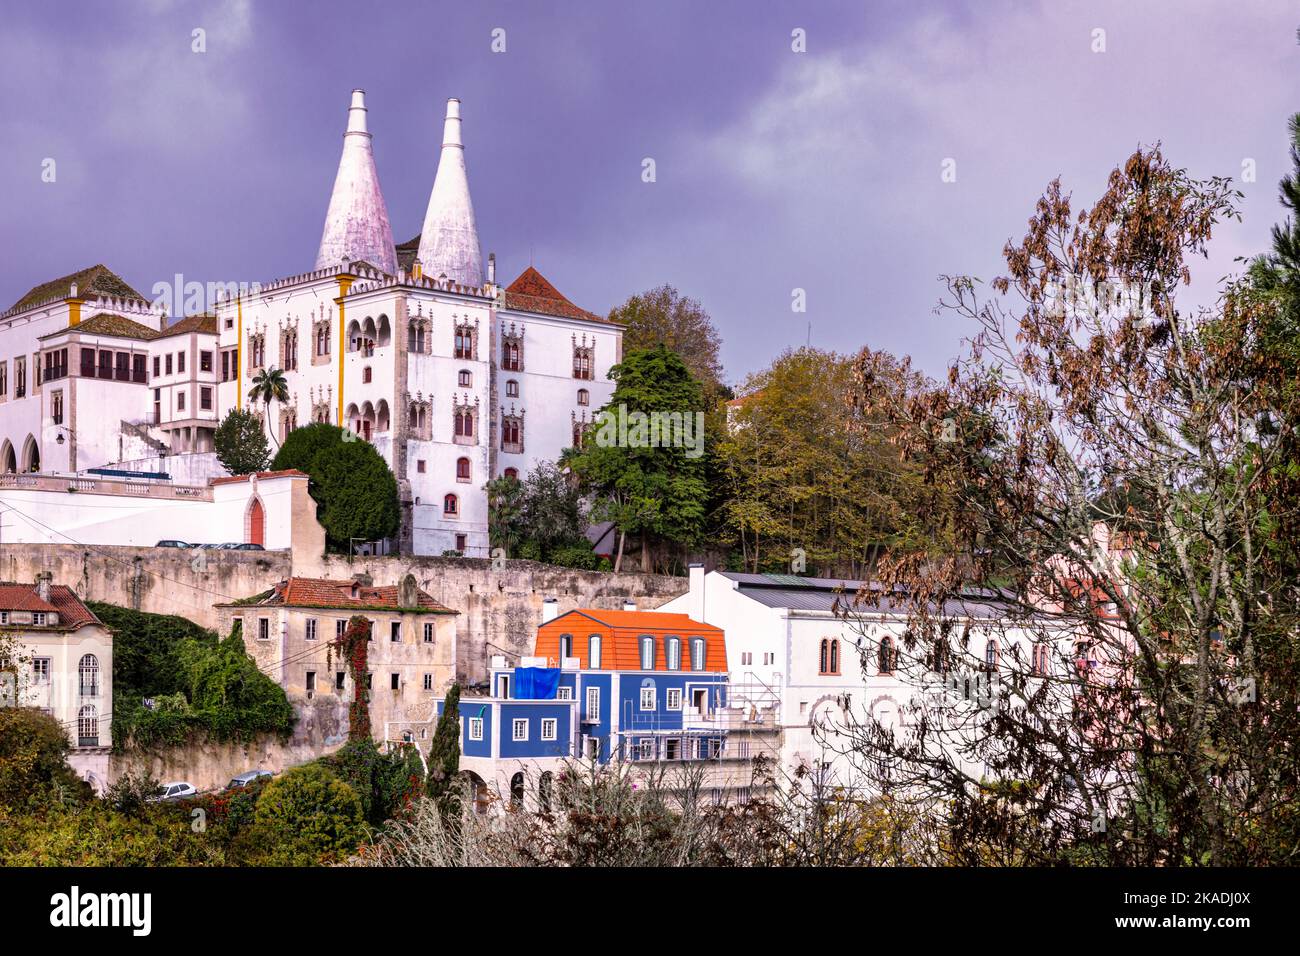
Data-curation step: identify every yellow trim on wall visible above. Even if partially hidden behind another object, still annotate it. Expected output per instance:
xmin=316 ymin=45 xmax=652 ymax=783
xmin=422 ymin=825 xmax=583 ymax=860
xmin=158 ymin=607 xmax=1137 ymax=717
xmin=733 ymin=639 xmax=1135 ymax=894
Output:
xmin=66 ymin=297 xmax=84 ymax=327
xmin=336 ymin=275 xmax=354 ymax=425
xmin=236 ymin=294 xmax=243 ymax=410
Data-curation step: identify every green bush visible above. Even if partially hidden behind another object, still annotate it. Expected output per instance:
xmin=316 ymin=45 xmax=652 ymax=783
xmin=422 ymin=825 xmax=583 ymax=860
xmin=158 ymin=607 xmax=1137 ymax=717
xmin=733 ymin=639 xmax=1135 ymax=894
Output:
xmin=110 ymin=619 xmax=295 ymax=751
xmin=0 ymin=802 xmax=219 ymax=866
xmin=323 ymin=739 xmax=424 ymax=827
xmin=0 ymin=708 xmax=90 ymax=812
xmin=269 ymin=422 xmax=400 ymax=551
xmin=253 ymin=764 xmax=366 ymax=864
xmin=89 ymin=602 xmax=216 ymax=700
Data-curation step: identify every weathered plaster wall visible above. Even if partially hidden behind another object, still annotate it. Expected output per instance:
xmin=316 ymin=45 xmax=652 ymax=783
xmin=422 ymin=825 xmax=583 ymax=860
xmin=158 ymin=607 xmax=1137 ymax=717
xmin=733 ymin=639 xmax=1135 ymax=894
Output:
xmin=1 ymin=544 xmax=690 ymax=683
xmin=109 ymin=707 xmax=351 ymax=792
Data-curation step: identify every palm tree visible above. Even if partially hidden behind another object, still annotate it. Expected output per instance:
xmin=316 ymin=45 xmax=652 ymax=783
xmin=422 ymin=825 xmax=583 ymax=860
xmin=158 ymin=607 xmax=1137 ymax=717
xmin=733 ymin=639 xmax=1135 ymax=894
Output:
xmin=247 ymin=367 xmax=290 ymax=448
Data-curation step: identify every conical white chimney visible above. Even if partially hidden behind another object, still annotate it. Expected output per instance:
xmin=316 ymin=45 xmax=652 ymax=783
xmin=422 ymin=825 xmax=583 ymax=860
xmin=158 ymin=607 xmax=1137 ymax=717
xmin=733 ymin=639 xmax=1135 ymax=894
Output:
xmin=416 ymin=98 xmax=483 ymax=288
xmin=315 ymin=89 xmax=398 ymax=274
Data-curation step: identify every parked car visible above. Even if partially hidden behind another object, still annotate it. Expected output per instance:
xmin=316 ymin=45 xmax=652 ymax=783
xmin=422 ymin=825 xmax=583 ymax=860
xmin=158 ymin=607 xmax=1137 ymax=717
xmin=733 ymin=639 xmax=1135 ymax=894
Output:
xmin=155 ymin=539 xmax=190 ymax=548
xmin=230 ymin=543 xmax=265 ymax=551
xmin=226 ymin=770 xmax=273 ymax=790
xmin=150 ymin=781 xmax=198 ymax=802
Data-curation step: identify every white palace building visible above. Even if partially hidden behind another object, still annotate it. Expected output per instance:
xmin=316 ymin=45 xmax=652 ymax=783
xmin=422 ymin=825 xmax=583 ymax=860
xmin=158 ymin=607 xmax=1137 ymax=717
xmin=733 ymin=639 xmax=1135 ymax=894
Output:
xmin=0 ymin=91 xmax=622 ymax=556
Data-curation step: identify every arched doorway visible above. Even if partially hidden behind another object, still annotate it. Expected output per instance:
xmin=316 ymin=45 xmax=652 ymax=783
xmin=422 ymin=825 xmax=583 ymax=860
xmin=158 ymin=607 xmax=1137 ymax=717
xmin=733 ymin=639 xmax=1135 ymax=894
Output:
xmin=21 ymin=434 xmax=39 ymax=473
xmin=0 ymin=441 xmax=14 ymax=473
xmin=538 ymin=771 xmax=553 ymax=812
xmin=509 ymin=772 xmax=525 ymax=810
xmin=246 ymin=497 xmax=265 ymax=546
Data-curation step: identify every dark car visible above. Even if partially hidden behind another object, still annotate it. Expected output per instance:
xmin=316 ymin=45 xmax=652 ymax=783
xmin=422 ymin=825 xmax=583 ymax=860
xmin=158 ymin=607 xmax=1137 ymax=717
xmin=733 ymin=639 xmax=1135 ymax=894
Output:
xmin=230 ymin=543 xmax=265 ymax=551
xmin=155 ymin=539 xmax=190 ymax=548
xmin=226 ymin=770 xmax=273 ymax=790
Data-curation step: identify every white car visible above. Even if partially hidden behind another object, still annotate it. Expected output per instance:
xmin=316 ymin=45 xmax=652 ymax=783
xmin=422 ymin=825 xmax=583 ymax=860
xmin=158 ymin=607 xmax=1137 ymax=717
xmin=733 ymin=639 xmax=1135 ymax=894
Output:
xmin=151 ymin=781 xmax=198 ymax=802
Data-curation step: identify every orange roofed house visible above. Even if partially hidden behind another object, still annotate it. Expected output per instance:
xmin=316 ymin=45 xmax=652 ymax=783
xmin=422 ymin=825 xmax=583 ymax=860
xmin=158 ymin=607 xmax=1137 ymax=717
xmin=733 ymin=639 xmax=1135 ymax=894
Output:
xmin=442 ymin=604 xmax=779 ymax=813
xmin=217 ymin=573 xmax=457 ymax=748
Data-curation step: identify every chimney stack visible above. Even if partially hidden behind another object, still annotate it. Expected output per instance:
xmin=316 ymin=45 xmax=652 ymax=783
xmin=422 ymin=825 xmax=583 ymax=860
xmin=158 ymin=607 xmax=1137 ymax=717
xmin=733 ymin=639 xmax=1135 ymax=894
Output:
xmin=689 ymin=563 xmax=705 ymax=623
xmin=36 ymin=572 xmax=51 ymax=604
xmin=541 ymin=598 xmax=559 ymax=624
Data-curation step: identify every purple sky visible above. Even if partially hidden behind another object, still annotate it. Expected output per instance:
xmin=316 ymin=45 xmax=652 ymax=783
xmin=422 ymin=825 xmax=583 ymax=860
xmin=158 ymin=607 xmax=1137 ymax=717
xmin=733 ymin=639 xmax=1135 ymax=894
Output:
xmin=1 ymin=0 xmax=1296 ymax=384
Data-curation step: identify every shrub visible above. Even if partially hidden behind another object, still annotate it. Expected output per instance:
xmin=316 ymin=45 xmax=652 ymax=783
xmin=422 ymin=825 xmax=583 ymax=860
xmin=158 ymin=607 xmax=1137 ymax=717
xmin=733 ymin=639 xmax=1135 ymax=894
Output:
xmin=0 ymin=708 xmax=90 ymax=812
xmin=323 ymin=739 xmax=424 ymax=827
xmin=253 ymin=764 xmax=366 ymax=864
xmin=269 ymin=422 xmax=400 ymax=551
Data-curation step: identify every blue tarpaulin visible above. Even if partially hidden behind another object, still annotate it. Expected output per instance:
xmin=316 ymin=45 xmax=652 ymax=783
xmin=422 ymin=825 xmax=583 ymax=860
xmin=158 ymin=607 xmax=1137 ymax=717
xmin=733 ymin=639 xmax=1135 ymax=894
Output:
xmin=513 ymin=667 xmax=561 ymax=700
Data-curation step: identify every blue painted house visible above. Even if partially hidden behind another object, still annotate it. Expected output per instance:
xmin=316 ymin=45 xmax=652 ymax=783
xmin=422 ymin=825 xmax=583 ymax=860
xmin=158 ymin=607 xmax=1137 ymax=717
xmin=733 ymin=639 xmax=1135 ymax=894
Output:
xmin=442 ymin=607 xmax=773 ymax=811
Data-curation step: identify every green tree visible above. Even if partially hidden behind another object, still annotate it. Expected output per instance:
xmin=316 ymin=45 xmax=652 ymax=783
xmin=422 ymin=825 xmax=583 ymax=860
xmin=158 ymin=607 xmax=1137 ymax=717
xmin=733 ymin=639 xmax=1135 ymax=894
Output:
xmin=610 ymin=285 xmax=724 ymax=389
xmin=486 ymin=473 xmax=525 ymax=555
xmin=247 ymin=367 xmax=291 ymax=449
xmin=0 ymin=708 xmax=90 ymax=810
xmin=269 ymin=422 xmax=400 ymax=552
xmin=565 ymin=345 xmax=710 ymax=572
xmin=720 ymin=347 xmax=934 ymax=575
xmin=214 ymin=407 xmax=270 ymax=476
xmin=253 ymin=764 xmax=366 ymax=864
xmin=426 ymin=684 xmax=461 ymax=808
xmin=487 ymin=462 xmax=602 ymax=568
xmin=1249 ymin=111 xmax=1300 ymax=323
xmin=324 ymin=738 xmax=424 ymax=827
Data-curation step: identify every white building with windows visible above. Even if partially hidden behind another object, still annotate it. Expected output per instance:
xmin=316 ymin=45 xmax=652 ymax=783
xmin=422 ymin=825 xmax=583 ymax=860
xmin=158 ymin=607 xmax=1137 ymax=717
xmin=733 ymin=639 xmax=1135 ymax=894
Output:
xmin=213 ymin=91 xmax=621 ymax=556
xmin=660 ymin=567 xmax=1054 ymax=795
xmin=1 ymin=90 xmax=621 ymax=557
xmin=0 ymin=574 xmax=113 ymax=791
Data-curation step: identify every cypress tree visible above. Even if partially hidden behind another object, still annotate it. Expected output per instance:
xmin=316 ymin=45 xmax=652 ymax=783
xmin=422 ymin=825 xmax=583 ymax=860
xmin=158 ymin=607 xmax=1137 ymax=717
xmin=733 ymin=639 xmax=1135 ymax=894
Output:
xmin=427 ymin=684 xmax=461 ymax=805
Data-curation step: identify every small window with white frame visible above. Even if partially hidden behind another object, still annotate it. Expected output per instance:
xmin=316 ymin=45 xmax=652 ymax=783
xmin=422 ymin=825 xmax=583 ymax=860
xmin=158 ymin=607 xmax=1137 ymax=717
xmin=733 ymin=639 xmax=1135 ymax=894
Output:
xmin=586 ymin=685 xmax=600 ymax=721
xmin=666 ymin=687 xmax=682 ymax=710
xmin=32 ymin=657 xmax=51 ymax=685
xmin=305 ymin=618 xmax=317 ymax=641
xmin=640 ymin=685 xmax=656 ymax=711
xmin=512 ymin=718 xmax=528 ymax=741
xmin=541 ymin=718 xmax=557 ymax=741
xmin=258 ymin=617 xmax=270 ymax=641
xmin=469 ymin=717 xmax=484 ymax=740
xmin=423 ymin=673 xmax=433 ymax=691
xmin=557 ymin=686 xmax=572 ymax=700
xmin=423 ymin=622 xmax=434 ymax=643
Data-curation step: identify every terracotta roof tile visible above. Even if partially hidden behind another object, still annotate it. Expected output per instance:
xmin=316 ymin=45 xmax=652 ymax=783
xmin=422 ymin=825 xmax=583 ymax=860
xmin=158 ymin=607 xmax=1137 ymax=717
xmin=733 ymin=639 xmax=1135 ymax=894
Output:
xmin=504 ymin=266 xmax=610 ymax=323
xmin=209 ymin=469 xmax=309 ymax=486
xmin=228 ymin=576 xmax=455 ymax=613
xmin=7 ymin=264 xmax=146 ymax=315
xmin=155 ymin=314 xmax=218 ymax=338
xmin=39 ymin=312 xmax=160 ymax=341
xmin=0 ymin=583 xmax=99 ymax=627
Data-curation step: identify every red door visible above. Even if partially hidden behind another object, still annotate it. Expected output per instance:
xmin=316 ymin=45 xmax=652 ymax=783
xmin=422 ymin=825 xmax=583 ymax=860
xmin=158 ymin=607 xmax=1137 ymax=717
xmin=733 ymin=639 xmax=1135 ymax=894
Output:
xmin=249 ymin=498 xmax=264 ymax=546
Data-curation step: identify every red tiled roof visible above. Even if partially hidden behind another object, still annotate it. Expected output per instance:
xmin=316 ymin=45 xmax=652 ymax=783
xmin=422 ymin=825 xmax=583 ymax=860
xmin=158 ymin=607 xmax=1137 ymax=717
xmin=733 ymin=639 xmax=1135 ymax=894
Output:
xmin=504 ymin=267 xmax=609 ymax=324
xmin=0 ymin=582 xmax=99 ymax=628
xmin=210 ymin=469 xmax=309 ymax=486
xmin=231 ymin=577 xmax=455 ymax=613
xmin=155 ymin=314 xmax=218 ymax=338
